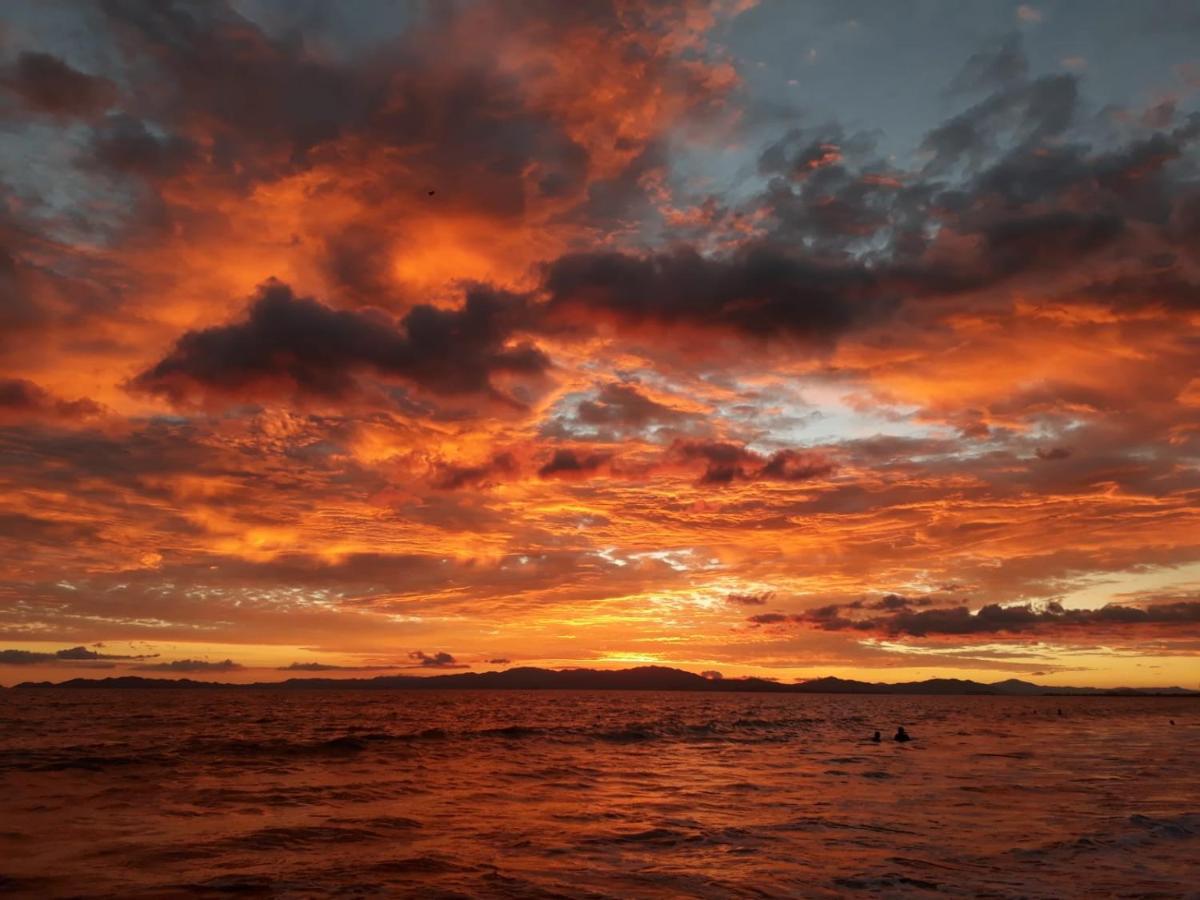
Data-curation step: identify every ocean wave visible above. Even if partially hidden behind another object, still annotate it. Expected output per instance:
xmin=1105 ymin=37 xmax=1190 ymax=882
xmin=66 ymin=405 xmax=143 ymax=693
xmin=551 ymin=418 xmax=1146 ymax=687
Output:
xmin=777 ymin=817 xmax=919 ymax=836
xmin=1015 ymin=811 xmax=1200 ymax=860
xmin=367 ymin=854 xmax=467 ymax=875
xmin=0 ymin=748 xmax=170 ymax=772
xmin=1125 ymin=813 xmax=1200 ymax=839
xmin=833 ymin=873 xmax=942 ymax=893
xmin=0 ymin=714 xmax=880 ymax=772
xmin=583 ymin=823 xmax=758 ymax=850
xmin=176 ymin=874 xmax=293 ymax=894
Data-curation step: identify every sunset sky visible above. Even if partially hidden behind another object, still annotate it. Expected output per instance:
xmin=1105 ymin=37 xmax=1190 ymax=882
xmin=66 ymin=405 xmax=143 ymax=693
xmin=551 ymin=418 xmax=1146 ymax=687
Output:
xmin=2 ymin=0 xmax=1199 ymax=687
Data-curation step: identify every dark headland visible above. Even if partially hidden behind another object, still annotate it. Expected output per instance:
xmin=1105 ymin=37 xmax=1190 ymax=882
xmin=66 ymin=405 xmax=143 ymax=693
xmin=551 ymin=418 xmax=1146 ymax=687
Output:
xmin=9 ymin=665 xmax=1198 ymax=695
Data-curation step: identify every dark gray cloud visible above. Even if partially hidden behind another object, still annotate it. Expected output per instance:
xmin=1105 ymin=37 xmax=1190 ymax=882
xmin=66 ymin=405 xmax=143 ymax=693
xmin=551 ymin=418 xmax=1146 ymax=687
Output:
xmin=139 ymin=658 xmax=243 ymax=672
xmin=748 ymin=612 xmax=790 ymax=625
xmin=278 ymin=661 xmax=402 ymax=671
xmin=922 ymin=70 xmax=1079 ymax=174
xmin=431 ymin=452 xmax=519 ymax=490
xmin=575 ymin=383 xmax=688 ymax=429
xmin=674 ymin=440 xmax=760 ymax=485
xmin=543 ymin=245 xmax=891 ymax=343
xmin=0 ymin=51 xmax=116 ymax=117
xmin=86 ymin=114 xmax=199 ymax=177
xmin=533 ymin=30 xmax=1200 ymax=358
xmin=540 ymin=136 xmax=1193 ymax=352
xmin=407 ymin=650 xmax=466 ymax=669
xmin=0 ymin=379 xmax=103 ymax=423
xmin=94 ymin=0 xmax=382 ymax=179
xmin=133 ymin=280 xmax=547 ymax=405
xmin=949 ymin=34 xmax=1029 ymax=94
xmin=0 ymin=645 xmax=157 ymax=665
xmin=751 ymin=598 xmax=1200 ymax=638
xmin=726 ymin=591 xmax=773 ymax=606
xmin=541 ymin=381 xmax=705 ymax=443
xmin=671 ymin=440 xmax=835 ymax=486
xmin=538 ymin=448 xmax=611 ymax=479
xmin=759 ymin=449 xmax=838 ymax=483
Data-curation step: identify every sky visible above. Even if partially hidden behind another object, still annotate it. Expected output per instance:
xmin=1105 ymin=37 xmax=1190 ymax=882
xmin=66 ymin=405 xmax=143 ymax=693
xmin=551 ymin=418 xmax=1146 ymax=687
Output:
xmin=1 ymin=0 xmax=1199 ymax=688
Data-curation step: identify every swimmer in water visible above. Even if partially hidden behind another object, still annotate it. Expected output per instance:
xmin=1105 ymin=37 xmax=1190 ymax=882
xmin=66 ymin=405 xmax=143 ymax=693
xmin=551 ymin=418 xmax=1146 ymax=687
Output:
xmin=870 ymin=730 xmax=881 ymax=743
xmin=894 ymin=726 xmax=912 ymax=742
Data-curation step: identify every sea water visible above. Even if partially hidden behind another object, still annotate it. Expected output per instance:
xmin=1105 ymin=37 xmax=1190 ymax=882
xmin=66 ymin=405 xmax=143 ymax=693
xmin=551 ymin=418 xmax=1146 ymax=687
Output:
xmin=1 ymin=690 xmax=1197 ymax=897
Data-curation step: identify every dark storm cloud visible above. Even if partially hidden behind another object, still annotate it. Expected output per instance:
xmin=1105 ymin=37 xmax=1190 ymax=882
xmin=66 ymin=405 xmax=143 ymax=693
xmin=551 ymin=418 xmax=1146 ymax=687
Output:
xmin=0 ymin=379 xmax=103 ymax=423
xmin=966 ymin=117 xmax=1200 ymax=211
xmin=539 ymin=100 xmax=1196 ymax=347
xmin=0 ymin=650 xmax=53 ymax=665
xmin=672 ymin=440 xmax=757 ymax=485
xmin=739 ymin=42 xmax=1089 ymax=266
xmin=948 ymin=34 xmax=1028 ymax=94
xmin=133 ymin=280 xmax=547 ymax=404
xmin=543 ymin=245 xmax=890 ymax=342
xmin=726 ymin=591 xmax=773 ymax=606
xmin=1081 ymin=270 xmax=1200 ymax=313
xmin=0 ymin=51 xmax=117 ymax=118
xmin=280 ymin=662 xmax=347 ymax=671
xmin=747 ymin=612 xmax=790 ymax=625
xmin=754 ymin=124 xmax=932 ymax=256
xmin=96 ymin=0 xmax=379 ymax=176
xmin=431 ymin=452 xmax=519 ymax=490
xmin=540 ymin=381 xmax=707 ymax=444
xmin=575 ymin=383 xmax=688 ymax=429
xmin=407 ymin=650 xmax=466 ymax=669
xmin=869 ymin=593 xmax=934 ymax=611
xmin=921 ymin=67 xmax=1079 ymax=173
xmin=0 ymin=645 xmax=157 ymax=665
xmin=278 ymin=662 xmax=401 ymax=671
xmin=759 ymin=450 xmax=838 ymax=483
xmin=976 ymin=212 xmax=1125 ymax=277
xmin=538 ymin=448 xmax=610 ymax=479
xmin=139 ymin=658 xmax=243 ymax=672
xmin=671 ymin=440 xmax=835 ymax=486
xmin=621 ymin=36 xmax=1200 ymax=349
xmin=85 ymin=114 xmax=200 ymax=177
xmin=751 ymin=598 xmax=1200 ymax=638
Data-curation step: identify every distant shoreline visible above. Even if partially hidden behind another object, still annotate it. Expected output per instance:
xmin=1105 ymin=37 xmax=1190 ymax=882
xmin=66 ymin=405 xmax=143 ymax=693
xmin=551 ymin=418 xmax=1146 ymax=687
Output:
xmin=8 ymin=665 xmax=1198 ymax=696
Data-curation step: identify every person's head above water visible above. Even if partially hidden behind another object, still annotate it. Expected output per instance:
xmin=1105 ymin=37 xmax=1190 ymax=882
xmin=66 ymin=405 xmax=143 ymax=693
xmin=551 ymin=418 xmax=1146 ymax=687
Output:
xmin=871 ymin=730 xmax=881 ymax=742
xmin=894 ymin=726 xmax=911 ymax=742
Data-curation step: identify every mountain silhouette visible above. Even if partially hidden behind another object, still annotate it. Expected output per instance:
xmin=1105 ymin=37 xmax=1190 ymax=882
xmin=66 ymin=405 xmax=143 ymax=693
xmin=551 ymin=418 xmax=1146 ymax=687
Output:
xmin=10 ymin=665 xmax=1198 ymax=695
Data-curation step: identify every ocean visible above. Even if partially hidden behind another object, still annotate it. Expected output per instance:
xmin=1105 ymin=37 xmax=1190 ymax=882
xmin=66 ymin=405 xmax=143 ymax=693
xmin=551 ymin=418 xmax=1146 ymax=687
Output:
xmin=1 ymin=690 xmax=1196 ymax=898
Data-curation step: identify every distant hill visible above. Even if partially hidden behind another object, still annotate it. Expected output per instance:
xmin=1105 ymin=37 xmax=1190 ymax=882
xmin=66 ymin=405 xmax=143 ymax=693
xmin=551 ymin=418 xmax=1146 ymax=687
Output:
xmin=10 ymin=665 xmax=1199 ymax=695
